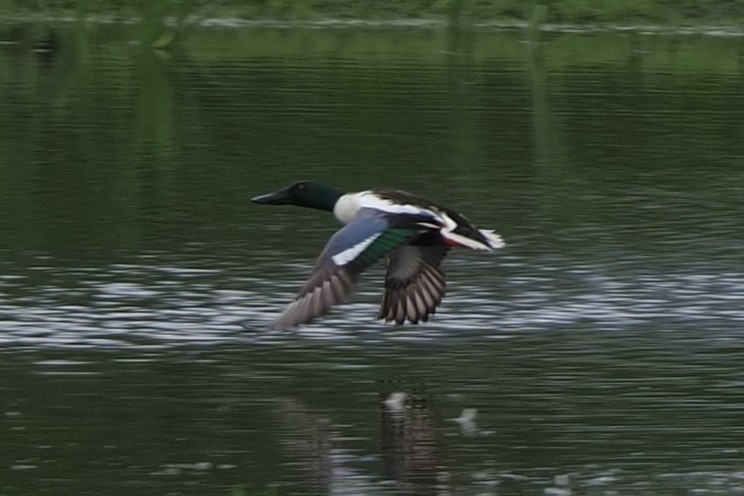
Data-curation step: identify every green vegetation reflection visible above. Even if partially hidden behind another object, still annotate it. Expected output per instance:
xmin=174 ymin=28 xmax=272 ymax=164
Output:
xmin=1 ymin=26 xmax=743 ymax=262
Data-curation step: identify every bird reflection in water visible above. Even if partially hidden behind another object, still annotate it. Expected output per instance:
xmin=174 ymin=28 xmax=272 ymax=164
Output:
xmin=451 ymin=408 xmax=478 ymax=436
xmin=272 ymin=391 xmax=452 ymax=495
xmin=274 ymin=398 xmax=334 ymax=493
xmin=379 ymin=386 xmax=449 ymax=495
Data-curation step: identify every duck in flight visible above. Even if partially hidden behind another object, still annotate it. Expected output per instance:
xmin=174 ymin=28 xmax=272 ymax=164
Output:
xmin=252 ymin=181 xmax=504 ymax=327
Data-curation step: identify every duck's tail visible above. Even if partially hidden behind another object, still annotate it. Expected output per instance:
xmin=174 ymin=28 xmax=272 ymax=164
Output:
xmin=441 ymin=228 xmax=504 ymax=251
xmin=478 ymin=229 xmax=505 ymax=250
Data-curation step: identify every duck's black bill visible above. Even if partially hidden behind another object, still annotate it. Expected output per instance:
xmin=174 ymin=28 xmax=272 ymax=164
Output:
xmin=251 ymin=188 xmax=290 ymax=205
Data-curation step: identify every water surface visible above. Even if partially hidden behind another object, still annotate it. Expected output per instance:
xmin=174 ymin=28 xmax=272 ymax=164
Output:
xmin=1 ymin=24 xmax=744 ymax=495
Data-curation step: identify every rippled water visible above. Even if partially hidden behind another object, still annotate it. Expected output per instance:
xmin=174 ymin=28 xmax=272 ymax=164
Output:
xmin=1 ymin=23 xmax=744 ymax=495
xmin=1 ymin=249 xmax=743 ymax=348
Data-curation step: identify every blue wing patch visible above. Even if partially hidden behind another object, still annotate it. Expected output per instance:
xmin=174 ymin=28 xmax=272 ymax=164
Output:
xmin=319 ymin=209 xmax=418 ymax=272
xmin=321 ymin=209 xmax=388 ymax=266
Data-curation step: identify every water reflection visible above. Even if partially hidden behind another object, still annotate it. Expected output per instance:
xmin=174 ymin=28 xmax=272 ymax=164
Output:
xmin=275 ymin=398 xmax=336 ymax=493
xmin=2 ymin=327 xmax=744 ymax=494
xmin=379 ymin=389 xmax=440 ymax=494
xmin=2 ymin=22 xmax=744 ymax=496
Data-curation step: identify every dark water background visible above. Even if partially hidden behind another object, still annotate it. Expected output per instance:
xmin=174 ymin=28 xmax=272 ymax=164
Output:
xmin=1 ymin=23 xmax=744 ymax=495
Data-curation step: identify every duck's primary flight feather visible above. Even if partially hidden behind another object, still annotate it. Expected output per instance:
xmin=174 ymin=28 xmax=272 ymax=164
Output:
xmin=379 ymin=239 xmax=449 ymax=324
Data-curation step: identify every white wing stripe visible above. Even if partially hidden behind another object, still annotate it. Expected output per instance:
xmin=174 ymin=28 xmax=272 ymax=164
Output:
xmin=331 ymin=233 xmax=382 ymax=266
xmin=442 ymin=231 xmax=491 ymax=250
xmin=361 ymin=195 xmax=438 ymax=217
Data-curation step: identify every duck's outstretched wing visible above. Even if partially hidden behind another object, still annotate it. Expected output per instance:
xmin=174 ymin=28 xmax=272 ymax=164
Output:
xmin=379 ymin=243 xmax=449 ymax=325
xmin=271 ymin=210 xmax=423 ymax=328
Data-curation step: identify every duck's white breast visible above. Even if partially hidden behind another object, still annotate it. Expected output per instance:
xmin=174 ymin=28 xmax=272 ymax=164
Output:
xmin=333 ymin=192 xmax=365 ymax=224
xmin=334 ymin=191 xmax=440 ymax=224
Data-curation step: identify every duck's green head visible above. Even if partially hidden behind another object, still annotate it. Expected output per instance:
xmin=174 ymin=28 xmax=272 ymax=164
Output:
xmin=252 ymin=181 xmax=343 ymax=213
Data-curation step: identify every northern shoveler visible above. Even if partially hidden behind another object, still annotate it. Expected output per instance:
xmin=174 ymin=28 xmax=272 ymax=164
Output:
xmin=252 ymin=181 xmax=504 ymax=327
